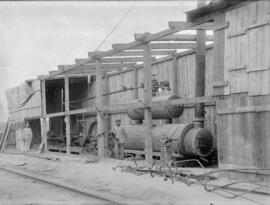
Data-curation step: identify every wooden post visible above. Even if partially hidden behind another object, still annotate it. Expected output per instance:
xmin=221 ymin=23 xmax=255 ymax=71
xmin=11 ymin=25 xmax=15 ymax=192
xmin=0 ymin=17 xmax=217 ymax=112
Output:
xmin=64 ymin=75 xmax=71 ymax=154
xmin=143 ymin=43 xmax=153 ymax=165
xmin=213 ymin=13 xmax=226 ymax=96
xmin=103 ymin=75 xmax=110 ymax=157
xmin=40 ymin=80 xmax=48 ymax=152
xmin=172 ymin=52 xmax=179 ymax=97
xmin=194 ymin=0 xmax=207 ymax=128
xmin=96 ymin=60 xmax=106 ymax=158
xmin=133 ymin=67 xmax=139 ymax=99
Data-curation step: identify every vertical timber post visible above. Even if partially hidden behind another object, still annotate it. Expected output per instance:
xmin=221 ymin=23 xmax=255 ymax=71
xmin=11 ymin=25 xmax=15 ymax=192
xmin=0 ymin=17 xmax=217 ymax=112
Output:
xmin=64 ymin=74 xmax=71 ymax=154
xmin=172 ymin=52 xmax=179 ymax=97
xmin=213 ymin=13 xmax=226 ymax=96
xmin=143 ymin=43 xmax=153 ymax=166
xmin=133 ymin=67 xmax=139 ymax=100
xmin=96 ymin=60 xmax=106 ymax=158
xmin=40 ymin=79 xmax=48 ymax=152
xmin=194 ymin=0 xmax=207 ymax=128
xmin=103 ymin=75 xmax=110 ymax=157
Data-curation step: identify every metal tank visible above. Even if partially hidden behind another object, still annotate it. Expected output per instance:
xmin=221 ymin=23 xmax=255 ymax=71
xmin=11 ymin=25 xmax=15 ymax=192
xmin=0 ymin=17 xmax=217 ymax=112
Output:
xmin=123 ymin=123 xmax=213 ymax=157
xmin=127 ymin=96 xmax=184 ymax=121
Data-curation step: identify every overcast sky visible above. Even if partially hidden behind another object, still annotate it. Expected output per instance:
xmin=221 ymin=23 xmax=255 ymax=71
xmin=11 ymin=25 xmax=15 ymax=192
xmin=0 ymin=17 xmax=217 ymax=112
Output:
xmin=0 ymin=1 xmax=198 ymax=122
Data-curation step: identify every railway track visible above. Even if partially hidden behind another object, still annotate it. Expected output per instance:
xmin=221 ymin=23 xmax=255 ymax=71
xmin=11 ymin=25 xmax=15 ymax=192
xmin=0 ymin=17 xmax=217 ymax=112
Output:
xmin=0 ymin=166 xmax=145 ymax=205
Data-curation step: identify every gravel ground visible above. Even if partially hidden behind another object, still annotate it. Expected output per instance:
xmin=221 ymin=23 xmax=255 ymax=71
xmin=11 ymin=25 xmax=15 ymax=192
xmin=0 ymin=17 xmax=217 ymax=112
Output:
xmin=0 ymin=152 xmax=269 ymax=205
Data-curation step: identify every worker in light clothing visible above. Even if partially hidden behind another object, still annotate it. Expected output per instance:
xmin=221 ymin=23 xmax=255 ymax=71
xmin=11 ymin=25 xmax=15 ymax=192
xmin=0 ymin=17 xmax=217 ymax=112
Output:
xmin=110 ymin=119 xmax=128 ymax=159
xmin=22 ymin=122 xmax=33 ymax=152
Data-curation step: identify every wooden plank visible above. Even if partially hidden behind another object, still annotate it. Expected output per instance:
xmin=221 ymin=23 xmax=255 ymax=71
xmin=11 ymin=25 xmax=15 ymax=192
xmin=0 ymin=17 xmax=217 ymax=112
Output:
xmin=64 ymin=75 xmax=71 ymax=154
xmin=112 ymin=43 xmax=197 ymax=50
xmin=213 ymin=13 xmax=226 ymax=96
xmin=89 ymin=50 xmax=176 ymax=57
xmin=39 ymin=118 xmax=48 ymax=152
xmin=134 ymin=33 xmax=214 ymax=42
xmin=143 ymin=43 xmax=153 ymax=166
xmin=217 ymin=105 xmax=270 ymax=115
xmin=75 ymin=57 xmax=148 ymax=64
xmin=169 ymin=21 xmax=227 ymax=30
xmin=172 ymin=53 xmax=179 ymax=96
xmin=96 ymin=60 xmax=106 ymax=158
xmin=194 ymin=1 xmax=206 ymax=128
xmin=133 ymin=67 xmax=139 ymax=99
xmin=48 ymin=70 xmax=58 ymax=75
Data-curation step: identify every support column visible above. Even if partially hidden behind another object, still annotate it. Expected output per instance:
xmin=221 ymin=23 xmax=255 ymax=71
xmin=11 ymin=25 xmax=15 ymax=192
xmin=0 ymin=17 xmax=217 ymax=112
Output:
xmin=96 ymin=60 xmax=106 ymax=158
xmin=213 ymin=13 xmax=226 ymax=96
xmin=194 ymin=0 xmax=207 ymax=128
xmin=143 ymin=43 xmax=153 ymax=165
xmin=64 ymin=75 xmax=71 ymax=154
xmin=133 ymin=67 xmax=139 ymax=100
xmin=40 ymin=80 xmax=48 ymax=152
xmin=172 ymin=52 xmax=179 ymax=97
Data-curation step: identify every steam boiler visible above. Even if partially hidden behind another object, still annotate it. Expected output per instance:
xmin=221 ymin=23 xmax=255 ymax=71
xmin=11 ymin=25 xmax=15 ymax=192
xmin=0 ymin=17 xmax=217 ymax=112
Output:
xmin=124 ymin=96 xmax=214 ymax=158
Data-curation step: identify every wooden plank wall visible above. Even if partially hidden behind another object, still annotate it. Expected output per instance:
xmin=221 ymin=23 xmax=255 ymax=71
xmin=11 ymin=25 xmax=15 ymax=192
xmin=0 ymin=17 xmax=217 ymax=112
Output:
xmin=224 ymin=0 xmax=270 ymax=96
xmin=8 ymin=80 xmax=42 ymax=121
xmin=107 ymin=48 xmax=216 ymax=140
xmin=217 ymin=0 xmax=270 ymax=176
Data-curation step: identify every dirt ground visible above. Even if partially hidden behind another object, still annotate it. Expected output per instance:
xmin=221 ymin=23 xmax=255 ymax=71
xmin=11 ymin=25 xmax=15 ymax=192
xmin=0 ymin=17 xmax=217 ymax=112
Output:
xmin=0 ymin=152 xmax=269 ymax=205
xmin=0 ymin=169 xmax=106 ymax=205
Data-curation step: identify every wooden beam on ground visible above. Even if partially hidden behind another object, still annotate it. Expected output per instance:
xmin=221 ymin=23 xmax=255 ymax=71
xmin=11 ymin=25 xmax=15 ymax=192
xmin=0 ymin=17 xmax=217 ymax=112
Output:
xmin=134 ymin=33 xmax=213 ymax=42
xmin=143 ymin=43 xmax=153 ymax=166
xmin=96 ymin=60 xmax=106 ymax=159
xmin=112 ymin=42 xmax=196 ymax=50
xmin=64 ymin=75 xmax=71 ymax=154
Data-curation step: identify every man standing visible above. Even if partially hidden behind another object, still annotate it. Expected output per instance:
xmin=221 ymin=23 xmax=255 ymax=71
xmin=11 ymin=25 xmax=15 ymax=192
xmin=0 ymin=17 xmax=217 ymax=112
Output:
xmin=22 ymin=122 xmax=33 ymax=152
xmin=110 ymin=119 xmax=127 ymax=159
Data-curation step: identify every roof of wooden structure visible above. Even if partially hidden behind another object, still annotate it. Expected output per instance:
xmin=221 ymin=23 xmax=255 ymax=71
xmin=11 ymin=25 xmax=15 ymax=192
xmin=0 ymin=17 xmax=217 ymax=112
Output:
xmin=40 ymin=1 xmax=240 ymax=80
xmin=186 ymin=0 xmax=255 ymax=22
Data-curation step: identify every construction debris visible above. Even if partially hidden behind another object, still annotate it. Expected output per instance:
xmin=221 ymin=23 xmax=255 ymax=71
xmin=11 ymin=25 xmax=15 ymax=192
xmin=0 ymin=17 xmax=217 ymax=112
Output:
xmin=113 ymin=158 xmax=270 ymax=204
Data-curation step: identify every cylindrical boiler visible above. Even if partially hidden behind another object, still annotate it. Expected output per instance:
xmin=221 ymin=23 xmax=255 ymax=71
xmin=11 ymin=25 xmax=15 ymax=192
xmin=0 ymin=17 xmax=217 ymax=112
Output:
xmin=127 ymin=96 xmax=184 ymax=121
xmin=123 ymin=123 xmax=213 ymax=157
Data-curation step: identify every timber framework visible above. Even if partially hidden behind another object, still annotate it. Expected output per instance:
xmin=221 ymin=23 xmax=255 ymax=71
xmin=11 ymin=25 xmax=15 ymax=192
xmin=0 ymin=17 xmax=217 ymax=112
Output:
xmin=3 ymin=0 xmax=270 ymax=183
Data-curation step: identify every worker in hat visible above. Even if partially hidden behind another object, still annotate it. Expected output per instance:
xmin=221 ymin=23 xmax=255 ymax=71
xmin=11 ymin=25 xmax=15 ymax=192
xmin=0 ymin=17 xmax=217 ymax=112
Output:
xmin=22 ymin=121 xmax=33 ymax=152
xmin=109 ymin=119 xmax=127 ymax=159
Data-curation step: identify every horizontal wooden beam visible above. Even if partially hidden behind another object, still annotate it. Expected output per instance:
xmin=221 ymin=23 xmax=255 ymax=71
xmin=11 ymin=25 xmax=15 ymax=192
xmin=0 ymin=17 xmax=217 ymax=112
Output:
xmin=45 ymin=96 xmax=215 ymax=118
xmin=169 ymin=21 xmax=217 ymax=30
xmin=59 ymin=63 xmax=135 ymax=70
xmin=88 ymin=50 xmax=176 ymax=57
xmin=75 ymin=57 xmax=149 ymax=64
xmin=134 ymin=33 xmax=213 ymax=41
xmin=168 ymin=21 xmax=228 ymax=31
xmin=48 ymin=70 xmax=58 ymax=75
xmin=44 ymin=18 xmax=211 ymax=80
xmin=112 ymin=42 xmax=196 ymax=50
xmin=102 ymin=96 xmax=215 ymax=113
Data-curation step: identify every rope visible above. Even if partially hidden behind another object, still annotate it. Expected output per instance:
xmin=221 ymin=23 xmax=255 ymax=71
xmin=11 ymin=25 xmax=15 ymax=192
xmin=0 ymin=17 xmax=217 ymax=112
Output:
xmin=94 ymin=2 xmax=136 ymax=51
